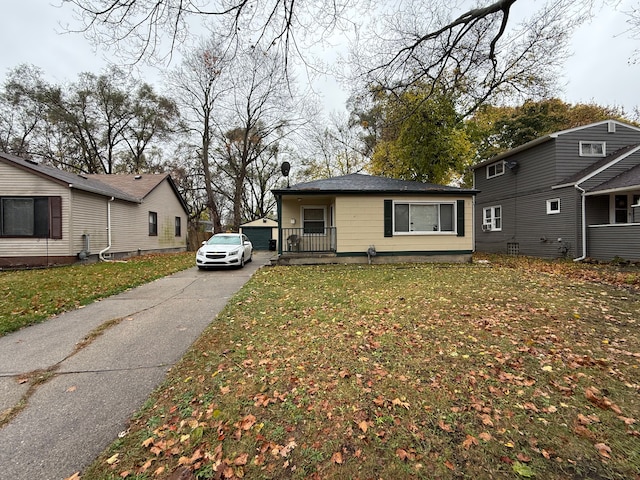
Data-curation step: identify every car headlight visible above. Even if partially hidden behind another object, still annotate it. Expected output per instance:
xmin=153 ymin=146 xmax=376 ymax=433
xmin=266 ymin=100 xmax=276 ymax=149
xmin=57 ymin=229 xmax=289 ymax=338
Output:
xmin=229 ymin=248 xmax=240 ymax=256
xmin=197 ymin=248 xmax=204 ymax=256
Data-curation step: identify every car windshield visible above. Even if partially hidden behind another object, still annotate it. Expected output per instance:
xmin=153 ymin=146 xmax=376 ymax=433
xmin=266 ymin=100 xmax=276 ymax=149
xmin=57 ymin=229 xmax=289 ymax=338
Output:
xmin=207 ymin=235 xmax=241 ymax=246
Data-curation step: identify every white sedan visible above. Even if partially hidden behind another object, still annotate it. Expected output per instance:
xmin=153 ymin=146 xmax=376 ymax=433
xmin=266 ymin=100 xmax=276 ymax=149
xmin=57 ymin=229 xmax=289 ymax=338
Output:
xmin=196 ymin=233 xmax=253 ymax=269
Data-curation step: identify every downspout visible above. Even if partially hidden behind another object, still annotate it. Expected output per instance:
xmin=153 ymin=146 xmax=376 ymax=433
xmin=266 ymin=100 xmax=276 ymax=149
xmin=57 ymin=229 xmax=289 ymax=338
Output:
xmin=99 ymin=197 xmax=114 ymax=262
xmin=573 ymin=185 xmax=587 ymax=262
xmin=276 ymin=194 xmax=283 ymax=256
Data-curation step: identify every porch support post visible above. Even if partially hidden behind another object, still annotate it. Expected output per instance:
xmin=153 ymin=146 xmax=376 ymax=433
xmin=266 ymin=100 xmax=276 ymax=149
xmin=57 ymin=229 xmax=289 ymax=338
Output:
xmin=276 ymin=194 xmax=283 ymax=255
xmin=574 ymin=185 xmax=587 ymax=262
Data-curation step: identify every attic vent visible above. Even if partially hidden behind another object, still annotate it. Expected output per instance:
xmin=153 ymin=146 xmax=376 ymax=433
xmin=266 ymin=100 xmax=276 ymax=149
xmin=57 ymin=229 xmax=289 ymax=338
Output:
xmin=608 ymin=121 xmax=616 ymax=133
xmin=134 ymin=175 xmax=142 ymax=180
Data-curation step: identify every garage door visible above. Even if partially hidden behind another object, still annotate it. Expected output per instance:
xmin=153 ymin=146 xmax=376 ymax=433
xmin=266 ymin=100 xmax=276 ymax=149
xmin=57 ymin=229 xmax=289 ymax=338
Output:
xmin=242 ymin=227 xmax=272 ymax=250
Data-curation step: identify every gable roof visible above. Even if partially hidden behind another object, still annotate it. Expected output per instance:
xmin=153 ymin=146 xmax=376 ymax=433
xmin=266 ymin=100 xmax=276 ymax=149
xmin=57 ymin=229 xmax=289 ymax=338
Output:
xmin=552 ymin=144 xmax=640 ymax=189
xmin=273 ymin=173 xmax=477 ymax=196
xmin=1 ymin=152 xmax=188 ymax=212
xmin=471 ymin=119 xmax=640 ymax=170
xmin=586 ymin=162 xmax=640 ymax=195
xmin=0 ymin=152 xmax=140 ymax=202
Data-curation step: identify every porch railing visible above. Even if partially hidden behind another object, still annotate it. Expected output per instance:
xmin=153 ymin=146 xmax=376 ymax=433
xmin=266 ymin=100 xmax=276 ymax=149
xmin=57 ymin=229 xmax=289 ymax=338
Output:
xmin=282 ymin=227 xmax=336 ymax=253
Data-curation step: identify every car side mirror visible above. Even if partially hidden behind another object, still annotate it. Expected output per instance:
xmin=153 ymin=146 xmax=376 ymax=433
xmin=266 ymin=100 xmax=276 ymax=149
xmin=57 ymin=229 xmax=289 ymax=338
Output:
xmin=201 ymin=241 xmax=206 ymax=246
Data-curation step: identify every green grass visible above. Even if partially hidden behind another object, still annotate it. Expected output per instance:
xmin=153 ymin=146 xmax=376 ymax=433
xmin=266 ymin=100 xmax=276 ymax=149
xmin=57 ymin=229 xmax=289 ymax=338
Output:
xmin=80 ymin=255 xmax=639 ymax=480
xmin=0 ymin=252 xmax=194 ymax=336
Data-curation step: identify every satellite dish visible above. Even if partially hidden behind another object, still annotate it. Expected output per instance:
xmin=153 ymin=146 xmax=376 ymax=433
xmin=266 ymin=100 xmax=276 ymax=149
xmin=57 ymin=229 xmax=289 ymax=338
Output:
xmin=281 ymin=161 xmax=291 ymax=177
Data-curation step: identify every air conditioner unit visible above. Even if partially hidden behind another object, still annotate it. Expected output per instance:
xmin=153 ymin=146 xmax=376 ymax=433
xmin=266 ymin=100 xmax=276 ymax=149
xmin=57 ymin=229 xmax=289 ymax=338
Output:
xmin=481 ymin=223 xmax=492 ymax=232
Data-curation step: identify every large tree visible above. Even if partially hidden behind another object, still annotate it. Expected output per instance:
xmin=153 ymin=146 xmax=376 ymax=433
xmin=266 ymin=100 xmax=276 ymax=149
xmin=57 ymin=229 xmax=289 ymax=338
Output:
xmin=365 ymin=86 xmax=473 ymax=185
xmin=61 ymin=1 xmax=631 ymax=113
xmin=467 ymin=98 xmax=630 ymax=162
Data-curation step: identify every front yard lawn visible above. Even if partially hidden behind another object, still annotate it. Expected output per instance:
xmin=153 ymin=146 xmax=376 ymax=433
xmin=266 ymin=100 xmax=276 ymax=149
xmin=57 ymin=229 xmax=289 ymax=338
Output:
xmin=0 ymin=252 xmax=194 ymax=336
xmin=82 ymin=255 xmax=639 ymax=479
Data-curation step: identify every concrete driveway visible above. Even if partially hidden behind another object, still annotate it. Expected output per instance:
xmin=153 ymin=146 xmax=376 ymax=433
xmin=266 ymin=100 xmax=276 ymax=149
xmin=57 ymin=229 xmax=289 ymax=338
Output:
xmin=0 ymin=252 xmax=272 ymax=480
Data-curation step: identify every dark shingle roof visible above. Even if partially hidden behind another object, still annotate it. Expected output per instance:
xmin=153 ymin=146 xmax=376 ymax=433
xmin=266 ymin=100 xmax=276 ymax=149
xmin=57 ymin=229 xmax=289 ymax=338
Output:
xmin=554 ymin=144 xmax=640 ymax=188
xmin=273 ymin=173 xmax=477 ymax=195
xmin=588 ymin=162 xmax=640 ymax=193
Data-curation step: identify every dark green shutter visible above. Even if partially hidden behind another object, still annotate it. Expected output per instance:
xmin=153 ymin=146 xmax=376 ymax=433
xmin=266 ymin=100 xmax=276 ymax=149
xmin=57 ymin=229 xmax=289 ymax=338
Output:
xmin=384 ymin=199 xmax=393 ymax=237
xmin=456 ymin=199 xmax=465 ymax=237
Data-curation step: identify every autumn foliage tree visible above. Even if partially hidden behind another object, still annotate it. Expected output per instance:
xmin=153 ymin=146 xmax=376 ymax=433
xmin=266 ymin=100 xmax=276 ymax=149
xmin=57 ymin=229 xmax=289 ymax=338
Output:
xmin=367 ymin=86 xmax=473 ymax=185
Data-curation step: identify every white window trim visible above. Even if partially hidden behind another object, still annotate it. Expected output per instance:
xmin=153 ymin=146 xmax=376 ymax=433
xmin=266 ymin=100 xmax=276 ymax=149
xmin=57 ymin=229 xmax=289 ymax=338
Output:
xmin=301 ymin=205 xmax=327 ymax=235
xmin=482 ymin=205 xmax=502 ymax=232
xmin=579 ymin=141 xmax=606 ymax=157
xmin=393 ymin=201 xmax=457 ymax=235
xmin=486 ymin=161 xmax=505 ymax=179
xmin=546 ymin=198 xmax=561 ymax=215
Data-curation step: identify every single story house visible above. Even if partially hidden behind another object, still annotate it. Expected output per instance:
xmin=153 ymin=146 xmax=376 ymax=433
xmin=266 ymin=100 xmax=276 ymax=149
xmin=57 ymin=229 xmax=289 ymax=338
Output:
xmin=0 ymin=152 xmax=188 ymax=268
xmin=271 ymin=173 xmax=477 ymax=265
xmin=472 ymin=119 xmax=640 ymax=261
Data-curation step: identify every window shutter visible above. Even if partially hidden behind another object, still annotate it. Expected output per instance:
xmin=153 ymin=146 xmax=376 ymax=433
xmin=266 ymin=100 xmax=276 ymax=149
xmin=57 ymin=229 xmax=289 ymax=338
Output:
xmin=456 ymin=199 xmax=465 ymax=237
xmin=384 ymin=199 xmax=393 ymax=237
xmin=50 ymin=196 xmax=62 ymax=239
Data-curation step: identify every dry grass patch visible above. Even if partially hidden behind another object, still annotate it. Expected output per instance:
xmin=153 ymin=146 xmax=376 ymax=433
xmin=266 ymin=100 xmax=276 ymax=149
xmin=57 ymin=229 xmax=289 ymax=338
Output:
xmin=84 ymin=258 xmax=639 ymax=480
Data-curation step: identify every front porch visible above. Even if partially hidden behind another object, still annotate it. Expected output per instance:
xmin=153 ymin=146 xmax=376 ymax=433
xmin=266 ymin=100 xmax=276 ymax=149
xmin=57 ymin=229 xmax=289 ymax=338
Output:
xmin=279 ymin=227 xmax=337 ymax=253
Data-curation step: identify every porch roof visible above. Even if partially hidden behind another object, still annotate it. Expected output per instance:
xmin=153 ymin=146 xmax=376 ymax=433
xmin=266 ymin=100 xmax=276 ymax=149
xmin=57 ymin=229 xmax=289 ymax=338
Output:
xmin=586 ymin=162 xmax=640 ymax=195
xmin=272 ymin=173 xmax=477 ymax=196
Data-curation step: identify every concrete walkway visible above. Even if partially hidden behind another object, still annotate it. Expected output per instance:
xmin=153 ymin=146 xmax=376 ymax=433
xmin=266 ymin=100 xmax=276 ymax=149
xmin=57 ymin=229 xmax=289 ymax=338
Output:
xmin=0 ymin=252 xmax=271 ymax=480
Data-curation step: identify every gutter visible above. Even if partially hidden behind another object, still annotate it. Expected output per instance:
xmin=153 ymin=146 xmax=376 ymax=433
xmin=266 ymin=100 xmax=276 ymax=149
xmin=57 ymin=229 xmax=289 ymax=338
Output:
xmin=99 ymin=197 xmax=114 ymax=262
xmin=573 ymin=185 xmax=587 ymax=262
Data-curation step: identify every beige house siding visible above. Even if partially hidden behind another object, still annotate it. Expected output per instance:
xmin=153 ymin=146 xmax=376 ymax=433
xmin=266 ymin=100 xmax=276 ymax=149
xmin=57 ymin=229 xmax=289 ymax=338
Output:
xmin=0 ymin=161 xmax=71 ymax=258
xmin=69 ymin=191 xmax=110 ymax=255
xmin=280 ymin=194 xmax=473 ymax=255
xmin=142 ymin=181 xmax=187 ymax=251
xmin=335 ymin=195 xmax=473 ymax=253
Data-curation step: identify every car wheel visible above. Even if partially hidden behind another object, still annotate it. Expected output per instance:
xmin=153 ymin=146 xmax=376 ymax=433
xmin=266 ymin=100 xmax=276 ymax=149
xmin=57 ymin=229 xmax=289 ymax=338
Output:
xmin=248 ymin=251 xmax=253 ymax=263
xmin=239 ymin=255 xmax=245 ymax=268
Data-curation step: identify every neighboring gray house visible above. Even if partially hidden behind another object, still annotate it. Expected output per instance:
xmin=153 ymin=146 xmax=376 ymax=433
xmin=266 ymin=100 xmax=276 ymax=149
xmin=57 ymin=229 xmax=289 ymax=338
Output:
xmin=472 ymin=120 xmax=640 ymax=261
xmin=0 ymin=152 xmax=188 ymax=268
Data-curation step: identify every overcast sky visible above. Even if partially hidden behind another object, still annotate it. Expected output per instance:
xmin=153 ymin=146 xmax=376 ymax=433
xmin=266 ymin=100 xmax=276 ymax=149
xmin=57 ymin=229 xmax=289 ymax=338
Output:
xmin=1 ymin=0 xmax=639 ymax=115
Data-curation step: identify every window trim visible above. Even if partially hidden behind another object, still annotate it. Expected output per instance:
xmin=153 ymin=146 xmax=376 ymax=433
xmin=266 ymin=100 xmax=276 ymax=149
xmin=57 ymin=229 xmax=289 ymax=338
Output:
xmin=392 ymin=201 xmax=457 ymax=235
xmin=486 ymin=161 xmax=505 ymax=179
xmin=546 ymin=198 xmax=561 ymax=215
xmin=0 ymin=196 xmax=62 ymax=239
xmin=301 ymin=206 xmax=327 ymax=235
xmin=149 ymin=211 xmax=158 ymax=236
xmin=579 ymin=141 xmax=606 ymax=157
xmin=482 ymin=205 xmax=502 ymax=232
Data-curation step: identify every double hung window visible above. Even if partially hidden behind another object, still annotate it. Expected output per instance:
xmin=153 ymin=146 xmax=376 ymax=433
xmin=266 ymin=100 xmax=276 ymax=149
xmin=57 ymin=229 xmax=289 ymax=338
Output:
xmin=486 ymin=162 xmax=505 ymax=179
xmin=483 ymin=205 xmax=502 ymax=231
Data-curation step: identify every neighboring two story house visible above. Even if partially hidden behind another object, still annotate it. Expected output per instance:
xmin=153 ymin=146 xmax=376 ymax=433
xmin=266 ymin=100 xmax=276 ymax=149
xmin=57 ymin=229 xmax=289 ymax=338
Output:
xmin=472 ymin=120 xmax=640 ymax=261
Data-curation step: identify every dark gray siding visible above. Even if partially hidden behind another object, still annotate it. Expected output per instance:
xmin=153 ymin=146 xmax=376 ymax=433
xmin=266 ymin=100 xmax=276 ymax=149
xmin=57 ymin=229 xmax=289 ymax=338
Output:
xmin=476 ymin=186 xmax=579 ymax=258
xmin=585 ymin=196 xmax=609 ymax=225
xmin=555 ymin=123 xmax=640 ymax=183
xmin=581 ymin=150 xmax=640 ymax=190
xmin=588 ymin=224 xmax=640 ymax=261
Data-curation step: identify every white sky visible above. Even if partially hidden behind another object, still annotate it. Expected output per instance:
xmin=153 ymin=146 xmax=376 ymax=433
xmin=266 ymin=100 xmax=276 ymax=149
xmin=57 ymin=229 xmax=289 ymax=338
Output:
xmin=1 ymin=0 xmax=639 ymax=115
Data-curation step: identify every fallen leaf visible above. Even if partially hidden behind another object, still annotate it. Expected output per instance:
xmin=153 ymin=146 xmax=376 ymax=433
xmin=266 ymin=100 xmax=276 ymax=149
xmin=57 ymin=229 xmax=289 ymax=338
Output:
xmin=444 ymin=460 xmax=455 ymax=471
xmin=220 ymin=385 xmax=231 ymax=395
xmin=234 ymin=453 xmax=249 ymax=466
xmin=358 ymin=420 xmax=368 ymax=433
xmin=64 ymin=473 xmax=81 ymax=480
xmin=438 ymin=420 xmax=452 ymax=432
xmin=594 ymin=443 xmax=612 ymax=459
xmin=479 ymin=432 xmax=492 ymax=442
xmin=513 ymin=461 xmax=535 ymax=477
xmin=573 ymin=425 xmax=596 ymax=440
xmin=66 ymin=385 xmax=77 ymax=393
xmin=331 ymin=451 xmax=343 ymax=464
xmin=396 ymin=448 xmax=409 ymax=461
xmin=462 ymin=434 xmax=478 ymax=449
xmin=106 ymin=453 xmax=119 ymax=465
xmin=517 ymin=453 xmax=532 ymax=463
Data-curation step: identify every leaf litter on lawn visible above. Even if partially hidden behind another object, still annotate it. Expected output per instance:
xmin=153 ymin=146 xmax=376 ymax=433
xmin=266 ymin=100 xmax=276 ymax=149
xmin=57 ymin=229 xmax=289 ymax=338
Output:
xmin=83 ymin=257 xmax=639 ymax=480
